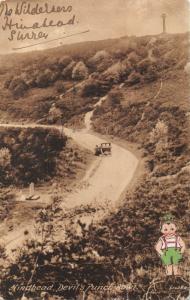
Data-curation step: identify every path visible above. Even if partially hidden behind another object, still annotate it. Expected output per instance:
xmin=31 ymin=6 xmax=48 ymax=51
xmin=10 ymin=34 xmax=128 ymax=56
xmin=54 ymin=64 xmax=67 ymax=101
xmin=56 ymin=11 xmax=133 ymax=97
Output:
xmin=0 ymin=95 xmax=139 ymax=252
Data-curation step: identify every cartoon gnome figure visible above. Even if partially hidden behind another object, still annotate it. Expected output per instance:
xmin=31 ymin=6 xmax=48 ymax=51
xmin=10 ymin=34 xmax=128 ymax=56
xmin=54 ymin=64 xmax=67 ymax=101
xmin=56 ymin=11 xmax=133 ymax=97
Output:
xmin=155 ymin=214 xmax=185 ymax=276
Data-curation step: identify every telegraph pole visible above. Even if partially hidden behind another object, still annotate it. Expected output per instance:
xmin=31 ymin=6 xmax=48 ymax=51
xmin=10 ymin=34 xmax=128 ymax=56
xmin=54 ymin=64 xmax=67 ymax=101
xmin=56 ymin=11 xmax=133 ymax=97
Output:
xmin=161 ymin=13 xmax=167 ymax=34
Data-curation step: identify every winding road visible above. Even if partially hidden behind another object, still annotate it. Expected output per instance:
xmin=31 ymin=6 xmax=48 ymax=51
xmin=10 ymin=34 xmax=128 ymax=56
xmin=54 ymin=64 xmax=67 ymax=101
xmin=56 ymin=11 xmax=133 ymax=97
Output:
xmin=0 ymin=96 xmax=139 ymax=253
xmin=0 ymin=96 xmax=138 ymax=208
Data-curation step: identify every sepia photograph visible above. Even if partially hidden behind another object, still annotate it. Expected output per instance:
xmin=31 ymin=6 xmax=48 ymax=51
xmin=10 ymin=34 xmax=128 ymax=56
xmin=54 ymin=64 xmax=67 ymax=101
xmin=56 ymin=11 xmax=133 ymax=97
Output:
xmin=0 ymin=0 xmax=189 ymax=299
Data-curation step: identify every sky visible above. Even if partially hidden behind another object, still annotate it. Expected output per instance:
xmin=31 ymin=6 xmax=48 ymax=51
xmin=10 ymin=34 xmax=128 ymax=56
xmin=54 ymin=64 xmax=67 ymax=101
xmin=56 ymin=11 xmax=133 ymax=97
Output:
xmin=0 ymin=0 xmax=189 ymax=54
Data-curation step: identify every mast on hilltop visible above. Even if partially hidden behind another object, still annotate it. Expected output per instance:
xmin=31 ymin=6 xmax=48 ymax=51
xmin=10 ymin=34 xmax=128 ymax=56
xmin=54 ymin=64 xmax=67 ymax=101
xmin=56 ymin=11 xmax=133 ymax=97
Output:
xmin=161 ymin=13 xmax=167 ymax=34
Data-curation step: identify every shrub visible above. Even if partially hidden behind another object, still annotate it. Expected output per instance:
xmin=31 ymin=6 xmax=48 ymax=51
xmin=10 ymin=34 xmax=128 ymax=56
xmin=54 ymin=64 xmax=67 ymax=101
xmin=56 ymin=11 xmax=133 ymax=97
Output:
xmin=58 ymin=55 xmax=72 ymax=69
xmin=43 ymin=56 xmax=59 ymax=69
xmin=54 ymin=80 xmax=65 ymax=93
xmin=127 ymin=71 xmax=142 ymax=85
xmin=36 ymin=68 xmax=58 ymax=88
xmin=88 ymin=51 xmax=113 ymax=73
xmin=91 ymin=50 xmax=110 ymax=63
xmin=143 ymin=66 xmax=159 ymax=83
xmin=106 ymin=89 xmax=122 ymax=107
xmin=122 ymin=59 xmax=133 ymax=77
xmin=103 ymin=61 xmax=128 ymax=83
xmin=81 ymin=79 xmax=110 ymax=97
xmin=127 ymin=51 xmax=140 ymax=65
xmin=137 ymin=58 xmax=152 ymax=74
xmin=72 ymin=61 xmax=89 ymax=80
xmin=184 ymin=62 xmax=190 ymax=74
xmin=112 ymin=49 xmax=127 ymax=59
xmin=12 ymin=82 xmax=28 ymax=98
xmin=136 ymin=45 xmax=148 ymax=59
xmin=0 ymin=147 xmax=11 ymax=168
xmin=4 ymin=76 xmax=13 ymax=89
xmin=9 ymin=77 xmax=28 ymax=98
xmin=97 ymin=58 xmax=114 ymax=73
xmin=62 ymin=61 xmax=76 ymax=79
xmin=150 ymin=120 xmax=168 ymax=144
xmin=48 ymin=105 xmax=62 ymax=123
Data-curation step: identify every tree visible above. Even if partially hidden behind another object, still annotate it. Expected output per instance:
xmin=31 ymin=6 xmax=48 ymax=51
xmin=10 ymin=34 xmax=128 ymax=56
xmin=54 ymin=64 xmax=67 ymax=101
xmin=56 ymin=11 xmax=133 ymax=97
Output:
xmin=103 ymin=62 xmax=127 ymax=83
xmin=89 ymin=51 xmax=112 ymax=73
xmin=92 ymin=50 xmax=110 ymax=62
xmin=72 ymin=61 xmax=89 ymax=80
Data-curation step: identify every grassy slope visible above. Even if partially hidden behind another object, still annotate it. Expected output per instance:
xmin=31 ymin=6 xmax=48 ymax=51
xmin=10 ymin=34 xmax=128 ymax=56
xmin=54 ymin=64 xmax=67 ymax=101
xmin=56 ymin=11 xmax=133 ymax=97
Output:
xmin=0 ymin=33 xmax=190 ymax=299
xmin=90 ymin=48 xmax=190 ymax=298
xmin=0 ymin=32 xmax=188 ymax=125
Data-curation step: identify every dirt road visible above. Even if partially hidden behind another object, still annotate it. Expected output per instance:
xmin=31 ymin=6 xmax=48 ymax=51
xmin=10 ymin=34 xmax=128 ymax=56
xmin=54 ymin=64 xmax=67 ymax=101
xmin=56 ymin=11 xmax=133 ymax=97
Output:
xmin=63 ymin=132 xmax=138 ymax=209
xmin=0 ymin=96 xmax=138 ymax=208
xmin=0 ymin=96 xmax=139 ymax=252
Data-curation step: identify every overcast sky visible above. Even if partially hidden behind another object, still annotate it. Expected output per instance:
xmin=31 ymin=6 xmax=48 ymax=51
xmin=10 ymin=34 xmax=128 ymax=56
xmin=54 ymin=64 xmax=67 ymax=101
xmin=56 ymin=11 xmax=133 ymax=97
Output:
xmin=0 ymin=0 xmax=189 ymax=54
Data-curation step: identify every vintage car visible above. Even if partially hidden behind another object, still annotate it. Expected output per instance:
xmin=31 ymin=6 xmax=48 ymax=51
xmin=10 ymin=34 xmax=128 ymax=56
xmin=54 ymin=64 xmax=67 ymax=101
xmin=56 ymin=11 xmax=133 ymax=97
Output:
xmin=95 ymin=143 xmax=112 ymax=156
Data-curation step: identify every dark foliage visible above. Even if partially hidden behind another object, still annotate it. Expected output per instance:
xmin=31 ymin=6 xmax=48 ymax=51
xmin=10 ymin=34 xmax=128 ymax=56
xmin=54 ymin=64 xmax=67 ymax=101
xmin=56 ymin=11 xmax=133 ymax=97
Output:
xmin=0 ymin=127 xmax=67 ymax=186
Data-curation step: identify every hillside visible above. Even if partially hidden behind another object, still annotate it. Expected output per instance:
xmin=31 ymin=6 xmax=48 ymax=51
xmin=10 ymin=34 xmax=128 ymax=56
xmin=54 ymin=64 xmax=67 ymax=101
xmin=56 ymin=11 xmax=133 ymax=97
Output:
xmin=0 ymin=32 xmax=189 ymax=125
xmin=0 ymin=32 xmax=190 ymax=300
